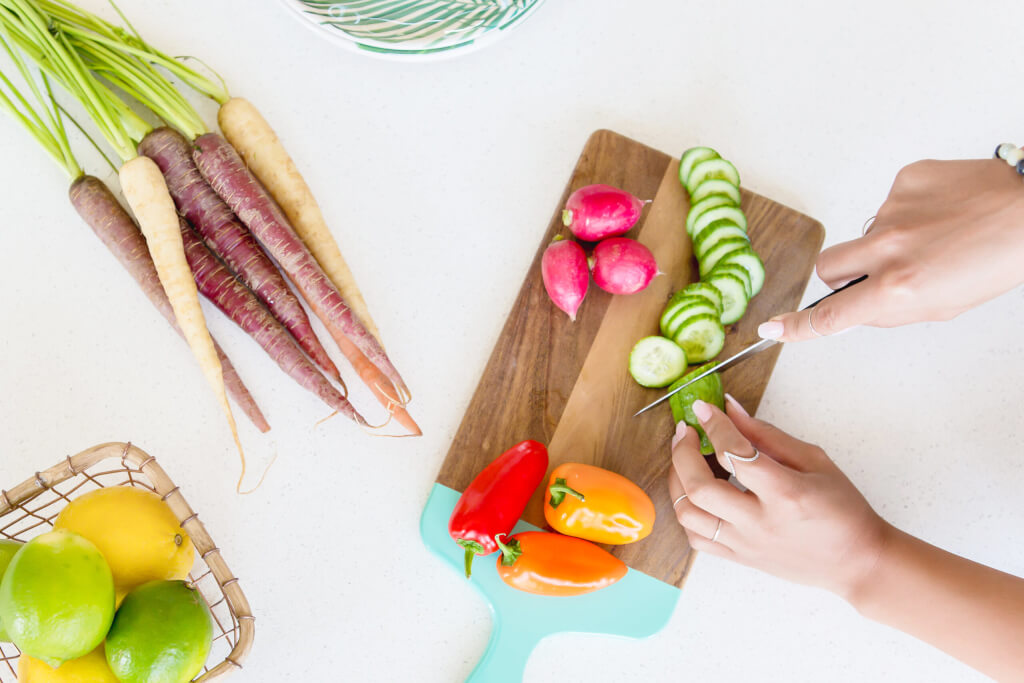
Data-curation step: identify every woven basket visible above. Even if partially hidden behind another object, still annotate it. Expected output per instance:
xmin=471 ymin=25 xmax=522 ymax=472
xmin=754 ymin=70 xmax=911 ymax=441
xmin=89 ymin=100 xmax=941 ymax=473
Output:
xmin=0 ymin=442 xmax=253 ymax=681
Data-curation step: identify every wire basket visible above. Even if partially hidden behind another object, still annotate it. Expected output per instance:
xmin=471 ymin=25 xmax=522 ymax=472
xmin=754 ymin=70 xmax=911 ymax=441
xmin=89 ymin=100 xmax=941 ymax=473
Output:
xmin=0 ymin=442 xmax=253 ymax=681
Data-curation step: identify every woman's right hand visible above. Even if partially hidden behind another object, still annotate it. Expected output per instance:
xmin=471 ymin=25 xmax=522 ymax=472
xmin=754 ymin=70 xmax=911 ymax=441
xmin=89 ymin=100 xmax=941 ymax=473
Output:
xmin=758 ymin=158 xmax=1024 ymax=342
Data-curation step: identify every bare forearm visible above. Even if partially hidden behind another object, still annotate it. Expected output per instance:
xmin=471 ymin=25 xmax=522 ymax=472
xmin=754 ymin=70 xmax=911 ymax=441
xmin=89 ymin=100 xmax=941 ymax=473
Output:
xmin=850 ymin=524 xmax=1024 ymax=680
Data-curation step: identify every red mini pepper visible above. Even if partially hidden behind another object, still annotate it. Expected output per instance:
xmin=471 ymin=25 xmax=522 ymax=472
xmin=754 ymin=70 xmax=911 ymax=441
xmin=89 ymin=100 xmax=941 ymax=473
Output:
xmin=448 ymin=440 xmax=549 ymax=578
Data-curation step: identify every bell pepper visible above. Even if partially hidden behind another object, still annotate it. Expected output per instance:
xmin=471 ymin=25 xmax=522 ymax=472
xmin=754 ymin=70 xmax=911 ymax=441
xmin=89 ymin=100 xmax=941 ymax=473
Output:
xmin=448 ymin=440 xmax=548 ymax=578
xmin=542 ymin=463 xmax=655 ymax=545
xmin=495 ymin=531 xmax=627 ymax=596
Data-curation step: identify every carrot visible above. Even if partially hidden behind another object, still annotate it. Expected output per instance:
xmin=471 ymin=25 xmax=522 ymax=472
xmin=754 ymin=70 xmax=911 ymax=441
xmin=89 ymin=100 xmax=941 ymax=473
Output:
xmin=192 ymin=134 xmax=420 ymax=434
xmin=137 ymin=127 xmax=343 ymax=385
xmin=217 ymin=97 xmax=382 ymax=343
xmin=68 ymin=175 xmax=270 ymax=433
xmin=178 ymin=218 xmax=366 ymax=425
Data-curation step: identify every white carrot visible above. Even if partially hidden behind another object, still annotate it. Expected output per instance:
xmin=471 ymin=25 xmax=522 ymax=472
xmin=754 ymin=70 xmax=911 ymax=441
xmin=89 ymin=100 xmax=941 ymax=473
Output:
xmin=217 ymin=97 xmax=382 ymax=343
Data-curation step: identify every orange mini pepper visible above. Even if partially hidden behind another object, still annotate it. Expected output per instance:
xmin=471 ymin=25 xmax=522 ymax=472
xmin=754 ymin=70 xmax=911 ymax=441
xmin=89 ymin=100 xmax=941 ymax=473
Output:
xmin=495 ymin=531 xmax=627 ymax=596
xmin=542 ymin=463 xmax=655 ymax=545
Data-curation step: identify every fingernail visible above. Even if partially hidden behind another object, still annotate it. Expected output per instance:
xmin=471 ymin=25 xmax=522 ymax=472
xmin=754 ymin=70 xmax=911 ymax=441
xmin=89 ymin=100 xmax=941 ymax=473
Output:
xmin=725 ymin=393 xmax=749 ymax=417
xmin=758 ymin=320 xmax=784 ymax=340
xmin=672 ymin=422 xmax=689 ymax=447
xmin=691 ymin=400 xmax=712 ymax=423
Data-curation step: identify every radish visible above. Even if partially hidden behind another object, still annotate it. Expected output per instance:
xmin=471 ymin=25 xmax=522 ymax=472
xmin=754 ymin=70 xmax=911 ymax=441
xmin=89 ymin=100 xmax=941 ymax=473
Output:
xmin=591 ymin=237 xmax=658 ymax=295
xmin=541 ymin=238 xmax=589 ymax=321
xmin=562 ymin=184 xmax=647 ymax=241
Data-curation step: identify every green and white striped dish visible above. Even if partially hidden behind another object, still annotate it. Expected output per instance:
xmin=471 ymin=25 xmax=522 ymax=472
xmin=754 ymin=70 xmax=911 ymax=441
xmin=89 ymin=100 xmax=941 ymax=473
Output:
xmin=279 ymin=0 xmax=546 ymax=59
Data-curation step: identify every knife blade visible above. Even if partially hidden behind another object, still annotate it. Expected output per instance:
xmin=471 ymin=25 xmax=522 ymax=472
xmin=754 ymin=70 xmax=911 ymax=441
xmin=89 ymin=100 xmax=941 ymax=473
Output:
xmin=633 ymin=275 xmax=867 ymax=417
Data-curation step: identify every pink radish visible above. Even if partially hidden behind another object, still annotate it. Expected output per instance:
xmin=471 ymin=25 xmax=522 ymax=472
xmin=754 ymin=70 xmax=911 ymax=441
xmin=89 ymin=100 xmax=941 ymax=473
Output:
xmin=541 ymin=238 xmax=589 ymax=321
xmin=561 ymin=184 xmax=647 ymax=241
xmin=591 ymin=237 xmax=658 ymax=295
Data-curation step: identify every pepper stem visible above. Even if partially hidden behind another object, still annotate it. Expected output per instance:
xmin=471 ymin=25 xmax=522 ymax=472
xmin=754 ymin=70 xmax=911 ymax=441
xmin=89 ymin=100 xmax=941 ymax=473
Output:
xmin=455 ymin=539 xmax=485 ymax=578
xmin=548 ymin=477 xmax=585 ymax=508
xmin=495 ymin=533 xmax=522 ymax=567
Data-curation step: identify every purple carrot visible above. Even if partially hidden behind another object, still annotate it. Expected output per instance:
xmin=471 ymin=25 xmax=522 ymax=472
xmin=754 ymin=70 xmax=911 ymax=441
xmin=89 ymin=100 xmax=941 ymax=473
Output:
xmin=178 ymin=219 xmax=367 ymax=425
xmin=138 ymin=127 xmax=342 ymax=384
xmin=192 ymin=133 xmax=416 ymax=429
xmin=68 ymin=175 xmax=270 ymax=433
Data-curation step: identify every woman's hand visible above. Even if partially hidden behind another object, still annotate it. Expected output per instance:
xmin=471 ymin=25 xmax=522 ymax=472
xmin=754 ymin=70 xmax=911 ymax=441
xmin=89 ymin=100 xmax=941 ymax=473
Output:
xmin=668 ymin=395 xmax=888 ymax=599
xmin=758 ymin=158 xmax=1024 ymax=342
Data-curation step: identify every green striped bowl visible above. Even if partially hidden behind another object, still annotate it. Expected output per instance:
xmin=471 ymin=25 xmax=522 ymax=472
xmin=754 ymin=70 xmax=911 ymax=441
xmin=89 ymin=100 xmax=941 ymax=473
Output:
xmin=279 ymin=0 xmax=546 ymax=59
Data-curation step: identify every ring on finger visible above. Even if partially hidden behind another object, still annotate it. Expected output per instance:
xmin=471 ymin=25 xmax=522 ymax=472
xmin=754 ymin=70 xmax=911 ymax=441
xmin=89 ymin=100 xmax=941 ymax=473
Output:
xmin=711 ymin=519 xmax=723 ymax=543
xmin=807 ymin=306 xmax=825 ymax=337
xmin=672 ymin=494 xmax=688 ymax=508
xmin=723 ymin=447 xmax=760 ymax=475
xmin=862 ymin=215 xmax=877 ymax=236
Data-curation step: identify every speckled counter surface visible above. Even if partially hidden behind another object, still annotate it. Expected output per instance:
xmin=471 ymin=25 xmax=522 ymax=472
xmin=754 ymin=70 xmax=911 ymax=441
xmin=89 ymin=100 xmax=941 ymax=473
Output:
xmin=1 ymin=1 xmax=1022 ymax=680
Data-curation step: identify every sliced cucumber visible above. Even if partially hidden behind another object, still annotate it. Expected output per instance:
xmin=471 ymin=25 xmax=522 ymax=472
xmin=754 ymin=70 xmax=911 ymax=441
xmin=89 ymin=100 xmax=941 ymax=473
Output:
xmin=685 ymin=193 xmax=737 ymax=234
xmin=693 ymin=220 xmax=748 ymax=260
xmin=672 ymin=313 xmax=725 ymax=363
xmin=707 ymin=262 xmax=753 ymax=298
xmin=704 ymin=272 xmax=749 ymax=325
xmin=686 ymin=158 xmax=740 ymax=194
xmin=681 ymin=282 xmax=724 ymax=313
xmin=660 ymin=294 xmax=715 ymax=334
xmin=679 ymin=147 xmax=719 ymax=191
xmin=690 ymin=178 xmax=742 ymax=205
xmin=717 ymin=247 xmax=766 ymax=296
xmin=629 ymin=336 xmax=688 ymax=388
xmin=698 ymin=235 xmax=751 ymax=277
xmin=688 ymin=204 xmax=748 ymax=237
xmin=661 ymin=300 xmax=719 ymax=339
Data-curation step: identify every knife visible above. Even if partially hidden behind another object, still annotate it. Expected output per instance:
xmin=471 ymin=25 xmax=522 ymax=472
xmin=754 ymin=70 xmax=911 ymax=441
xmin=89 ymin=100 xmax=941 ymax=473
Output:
xmin=633 ymin=275 xmax=867 ymax=417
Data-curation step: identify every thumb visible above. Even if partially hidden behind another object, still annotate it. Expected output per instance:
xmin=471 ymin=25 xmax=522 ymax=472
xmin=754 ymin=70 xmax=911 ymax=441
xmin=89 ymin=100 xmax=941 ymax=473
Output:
xmin=756 ymin=279 xmax=877 ymax=342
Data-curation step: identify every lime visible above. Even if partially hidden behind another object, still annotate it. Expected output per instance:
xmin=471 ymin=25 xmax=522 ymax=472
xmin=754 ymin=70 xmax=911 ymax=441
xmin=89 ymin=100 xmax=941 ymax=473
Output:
xmin=19 ymin=645 xmax=119 ymax=683
xmin=0 ymin=539 xmax=23 ymax=642
xmin=105 ymin=580 xmax=213 ymax=683
xmin=669 ymin=363 xmax=725 ymax=455
xmin=0 ymin=530 xmax=114 ymax=667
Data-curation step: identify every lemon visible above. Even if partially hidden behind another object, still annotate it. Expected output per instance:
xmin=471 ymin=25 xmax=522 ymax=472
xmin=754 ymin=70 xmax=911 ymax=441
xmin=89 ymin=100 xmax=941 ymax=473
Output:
xmin=106 ymin=580 xmax=213 ymax=683
xmin=0 ymin=530 xmax=114 ymax=667
xmin=55 ymin=487 xmax=194 ymax=592
xmin=0 ymin=539 xmax=23 ymax=642
xmin=19 ymin=645 xmax=118 ymax=683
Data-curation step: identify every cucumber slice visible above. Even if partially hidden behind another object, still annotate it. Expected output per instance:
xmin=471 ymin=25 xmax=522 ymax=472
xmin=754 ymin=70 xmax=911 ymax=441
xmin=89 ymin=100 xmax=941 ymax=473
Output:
xmin=698 ymin=236 xmax=751 ymax=277
xmin=681 ymin=282 xmax=724 ymax=313
xmin=685 ymin=194 xmax=737 ymax=235
xmin=704 ymin=272 xmax=749 ymax=324
xmin=661 ymin=300 xmax=719 ymax=339
xmin=707 ymin=262 xmax=753 ymax=298
xmin=668 ymin=363 xmax=724 ymax=455
xmin=693 ymin=220 xmax=748 ymax=260
xmin=686 ymin=158 xmax=740 ymax=194
xmin=691 ymin=178 xmax=742 ymax=205
xmin=688 ymin=204 xmax=748 ymax=237
xmin=660 ymin=294 xmax=717 ymax=335
xmin=672 ymin=313 xmax=725 ymax=363
xmin=629 ymin=336 xmax=688 ymax=388
xmin=717 ymin=247 xmax=766 ymax=296
xmin=679 ymin=147 xmax=719 ymax=191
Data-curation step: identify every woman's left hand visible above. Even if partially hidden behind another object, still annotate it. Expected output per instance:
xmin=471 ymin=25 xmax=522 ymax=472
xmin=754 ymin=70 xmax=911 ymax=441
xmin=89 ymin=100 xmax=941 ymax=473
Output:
xmin=668 ymin=396 xmax=889 ymax=600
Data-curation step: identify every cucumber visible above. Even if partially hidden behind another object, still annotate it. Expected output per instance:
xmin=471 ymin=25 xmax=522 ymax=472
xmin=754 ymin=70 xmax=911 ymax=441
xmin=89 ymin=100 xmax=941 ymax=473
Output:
xmin=660 ymin=294 xmax=718 ymax=335
xmin=698 ymin=236 xmax=751 ymax=277
xmin=704 ymin=272 xmax=749 ymax=325
xmin=690 ymin=178 xmax=742 ymax=205
xmin=679 ymin=147 xmax=719 ymax=191
xmin=688 ymin=204 xmax=748 ymax=237
xmin=686 ymin=158 xmax=740 ymax=194
xmin=661 ymin=300 xmax=719 ymax=339
xmin=707 ymin=262 xmax=753 ymax=298
xmin=693 ymin=220 xmax=748 ymax=260
xmin=685 ymin=194 xmax=737 ymax=235
xmin=672 ymin=313 xmax=725 ymax=363
xmin=629 ymin=336 xmax=688 ymax=388
xmin=681 ymin=282 xmax=724 ymax=313
xmin=668 ymin=363 xmax=724 ymax=455
xmin=717 ymin=247 xmax=766 ymax=296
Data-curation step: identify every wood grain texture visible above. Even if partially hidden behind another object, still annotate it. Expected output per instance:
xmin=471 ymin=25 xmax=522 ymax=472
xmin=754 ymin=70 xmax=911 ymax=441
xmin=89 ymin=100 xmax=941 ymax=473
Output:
xmin=438 ymin=130 xmax=824 ymax=587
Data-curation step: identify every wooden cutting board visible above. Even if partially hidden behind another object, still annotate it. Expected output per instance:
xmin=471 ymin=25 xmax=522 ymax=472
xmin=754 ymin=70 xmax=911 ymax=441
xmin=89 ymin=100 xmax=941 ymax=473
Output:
xmin=437 ymin=129 xmax=823 ymax=587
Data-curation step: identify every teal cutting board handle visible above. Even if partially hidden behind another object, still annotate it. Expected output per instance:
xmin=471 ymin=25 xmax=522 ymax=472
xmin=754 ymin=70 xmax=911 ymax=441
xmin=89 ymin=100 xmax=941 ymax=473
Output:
xmin=421 ymin=483 xmax=681 ymax=683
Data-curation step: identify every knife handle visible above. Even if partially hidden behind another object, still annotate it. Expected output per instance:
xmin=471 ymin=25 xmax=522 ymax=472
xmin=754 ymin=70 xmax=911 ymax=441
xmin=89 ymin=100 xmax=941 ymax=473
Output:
xmin=802 ymin=275 xmax=868 ymax=311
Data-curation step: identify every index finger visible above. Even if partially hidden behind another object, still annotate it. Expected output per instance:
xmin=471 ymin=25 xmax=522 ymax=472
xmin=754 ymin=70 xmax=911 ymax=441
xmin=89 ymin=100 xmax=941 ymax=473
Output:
xmin=670 ymin=423 xmax=756 ymax=523
xmin=757 ymin=277 xmax=880 ymax=343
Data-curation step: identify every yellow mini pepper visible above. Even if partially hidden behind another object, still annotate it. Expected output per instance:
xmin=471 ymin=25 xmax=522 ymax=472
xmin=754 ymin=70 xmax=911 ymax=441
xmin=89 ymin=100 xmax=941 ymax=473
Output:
xmin=542 ymin=463 xmax=655 ymax=545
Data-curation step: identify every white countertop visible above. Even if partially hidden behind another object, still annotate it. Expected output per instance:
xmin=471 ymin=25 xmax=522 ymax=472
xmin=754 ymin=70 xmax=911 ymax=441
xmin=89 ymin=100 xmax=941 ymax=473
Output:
xmin=2 ymin=1 xmax=1023 ymax=680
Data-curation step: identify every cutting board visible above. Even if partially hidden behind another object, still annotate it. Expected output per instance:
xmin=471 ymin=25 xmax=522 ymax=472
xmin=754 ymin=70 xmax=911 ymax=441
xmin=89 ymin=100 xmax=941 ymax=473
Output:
xmin=422 ymin=130 xmax=824 ymax=681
